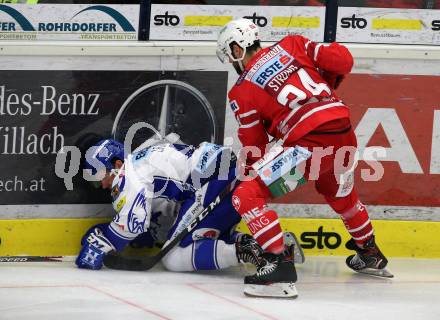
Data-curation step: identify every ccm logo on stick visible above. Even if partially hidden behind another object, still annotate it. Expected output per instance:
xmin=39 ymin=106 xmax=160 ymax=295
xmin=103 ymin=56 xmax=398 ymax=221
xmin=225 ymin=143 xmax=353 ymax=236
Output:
xmin=300 ymin=226 xmax=342 ymax=249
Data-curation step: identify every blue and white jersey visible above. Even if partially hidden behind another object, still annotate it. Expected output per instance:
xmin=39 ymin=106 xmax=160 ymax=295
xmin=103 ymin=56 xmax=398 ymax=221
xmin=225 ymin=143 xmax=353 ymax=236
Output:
xmin=108 ymin=142 xmax=231 ymax=241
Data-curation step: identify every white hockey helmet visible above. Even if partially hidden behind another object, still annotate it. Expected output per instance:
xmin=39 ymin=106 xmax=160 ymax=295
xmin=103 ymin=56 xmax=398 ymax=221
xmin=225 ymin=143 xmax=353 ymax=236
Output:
xmin=216 ymin=18 xmax=260 ymax=63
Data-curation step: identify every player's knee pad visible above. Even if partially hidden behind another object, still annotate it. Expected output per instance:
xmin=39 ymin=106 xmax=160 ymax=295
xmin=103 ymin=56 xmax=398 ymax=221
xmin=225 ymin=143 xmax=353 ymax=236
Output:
xmin=162 ymin=245 xmax=194 ymax=272
xmin=232 ymin=181 xmax=284 ymax=253
xmin=162 ymin=240 xmax=237 ymax=272
xmin=232 ymin=179 xmax=269 ymax=214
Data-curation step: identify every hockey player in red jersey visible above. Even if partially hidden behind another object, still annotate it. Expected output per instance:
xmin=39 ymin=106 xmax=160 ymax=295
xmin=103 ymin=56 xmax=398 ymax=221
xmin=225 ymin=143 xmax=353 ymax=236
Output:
xmin=217 ymin=19 xmax=392 ymax=297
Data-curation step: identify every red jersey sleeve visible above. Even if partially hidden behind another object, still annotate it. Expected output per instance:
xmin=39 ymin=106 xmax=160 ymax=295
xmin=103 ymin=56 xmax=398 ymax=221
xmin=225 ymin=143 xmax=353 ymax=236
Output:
xmin=293 ymin=35 xmax=354 ymax=75
xmin=228 ymin=88 xmax=268 ymax=166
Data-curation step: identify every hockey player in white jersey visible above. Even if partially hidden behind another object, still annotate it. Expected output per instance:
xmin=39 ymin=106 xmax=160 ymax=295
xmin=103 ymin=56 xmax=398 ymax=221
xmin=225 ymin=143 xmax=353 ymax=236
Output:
xmin=75 ymin=138 xmax=278 ymax=280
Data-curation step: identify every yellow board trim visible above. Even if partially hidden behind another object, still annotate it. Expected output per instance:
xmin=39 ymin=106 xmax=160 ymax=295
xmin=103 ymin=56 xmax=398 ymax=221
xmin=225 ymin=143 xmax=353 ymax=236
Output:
xmin=372 ymin=18 xmax=423 ymax=30
xmin=0 ymin=0 xmax=39 ymax=3
xmin=0 ymin=218 xmax=110 ymax=256
xmin=184 ymin=16 xmax=232 ymax=27
xmin=0 ymin=218 xmax=439 ymax=258
xmin=272 ymin=17 xmax=320 ymax=29
xmin=237 ymin=218 xmax=440 ymax=258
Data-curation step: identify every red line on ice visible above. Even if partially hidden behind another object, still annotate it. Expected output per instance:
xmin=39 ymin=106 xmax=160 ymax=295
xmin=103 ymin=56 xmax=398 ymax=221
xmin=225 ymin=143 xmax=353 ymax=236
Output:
xmin=187 ymin=283 xmax=279 ymax=320
xmin=0 ymin=284 xmax=172 ymax=320
xmin=86 ymin=285 xmax=172 ymax=320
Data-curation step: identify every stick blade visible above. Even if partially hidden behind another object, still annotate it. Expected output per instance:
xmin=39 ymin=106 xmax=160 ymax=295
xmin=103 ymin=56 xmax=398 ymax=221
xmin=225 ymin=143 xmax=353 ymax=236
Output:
xmin=0 ymin=256 xmax=62 ymax=262
xmin=103 ymin=253 xmax=159 ymax=271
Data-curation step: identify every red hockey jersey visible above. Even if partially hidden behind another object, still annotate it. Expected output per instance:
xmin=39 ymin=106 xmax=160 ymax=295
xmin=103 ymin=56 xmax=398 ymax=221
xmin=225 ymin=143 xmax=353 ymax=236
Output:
xmin=228 ymin=35 xmax=353 ymax=164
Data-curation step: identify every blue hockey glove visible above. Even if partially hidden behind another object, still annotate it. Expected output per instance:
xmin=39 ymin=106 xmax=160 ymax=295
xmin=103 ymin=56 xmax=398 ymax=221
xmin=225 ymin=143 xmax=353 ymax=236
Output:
xmin=75 ymin=227 xmax=115 ymax=270
xmin=80 ymin=223 xmax=109 ymax=246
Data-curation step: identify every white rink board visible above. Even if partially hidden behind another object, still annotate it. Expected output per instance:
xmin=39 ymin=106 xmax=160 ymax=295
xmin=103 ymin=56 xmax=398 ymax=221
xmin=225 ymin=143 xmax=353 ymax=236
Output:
xmin=337 ymin=7 xmax=440 ymax=45
xmin=0 ymin=4 xmax=139 ymax=41
xmin=0 ymin=41 xmax=440 ymax=221
xmin=150 ymin=5 xmax=325 ymax=42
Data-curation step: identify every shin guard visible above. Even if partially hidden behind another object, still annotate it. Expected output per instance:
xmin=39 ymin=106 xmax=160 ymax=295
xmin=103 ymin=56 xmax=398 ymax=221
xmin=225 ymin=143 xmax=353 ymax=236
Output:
xmin=232 ymin=181 xmax=284 ymax=254
xmin=327 ymin=192 xmax=374 ymax=247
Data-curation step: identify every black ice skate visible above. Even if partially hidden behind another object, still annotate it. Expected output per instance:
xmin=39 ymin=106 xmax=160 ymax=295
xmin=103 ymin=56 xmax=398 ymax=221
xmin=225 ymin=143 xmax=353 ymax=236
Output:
xmin=243 ymin=243 xmax=298 ymax=299
xmin=235 ymin=234 xmax=265 ymax=267
xmin=346 ymin=236 xmax=394 ymax=278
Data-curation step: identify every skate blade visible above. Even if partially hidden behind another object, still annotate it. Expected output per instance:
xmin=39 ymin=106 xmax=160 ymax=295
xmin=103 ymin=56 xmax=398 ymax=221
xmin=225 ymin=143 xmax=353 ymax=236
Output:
xmin=293 ymin=246 xmax=305 ymax=265
xmin=244 ymin=282 xmax=298 ymax=299
xmin=355 ymin=267 xmax=394 ymax=278
xmin=283 ymin=232 xmax=305 ymax=264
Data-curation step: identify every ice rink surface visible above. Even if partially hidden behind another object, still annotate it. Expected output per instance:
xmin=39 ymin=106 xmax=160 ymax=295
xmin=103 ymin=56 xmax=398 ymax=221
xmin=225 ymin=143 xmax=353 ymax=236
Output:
xmin=1 ymin=256 xmax=439 ymax=320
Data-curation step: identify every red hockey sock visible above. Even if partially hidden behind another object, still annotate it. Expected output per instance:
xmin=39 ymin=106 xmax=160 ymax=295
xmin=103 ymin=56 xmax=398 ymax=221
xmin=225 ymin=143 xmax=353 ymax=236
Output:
xmin=326 ymin=193 xmax=374 ymax=247
xmin=232 ymin=180 xmax=285 ymax=254
xmin=340 ymin=201 xmax=373 ymax=247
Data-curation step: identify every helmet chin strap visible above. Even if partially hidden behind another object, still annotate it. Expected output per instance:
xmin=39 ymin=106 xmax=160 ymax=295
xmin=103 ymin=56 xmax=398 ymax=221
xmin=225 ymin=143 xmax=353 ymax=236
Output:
xmin=238 ymin=60 xmax=245 ymax=71
xmin=231 ymin=46 xmax=246 ymax=75
xmin=232 ymin=60 xmax=245 ymax=75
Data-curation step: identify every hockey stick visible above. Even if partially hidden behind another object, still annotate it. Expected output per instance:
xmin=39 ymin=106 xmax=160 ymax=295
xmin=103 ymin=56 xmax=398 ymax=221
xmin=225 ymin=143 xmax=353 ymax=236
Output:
xmin=0 ymin=256 xmax=62 ymax=262
xmin=103 ymin=177 xmax=239 ymax=271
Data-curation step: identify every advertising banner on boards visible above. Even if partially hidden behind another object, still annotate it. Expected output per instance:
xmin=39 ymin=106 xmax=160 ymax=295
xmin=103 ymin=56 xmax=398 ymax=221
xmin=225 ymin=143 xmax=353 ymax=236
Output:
xmin=278 ymin=74 xmax=440 ymax=208
xmin=0 ymin=4 xmax=139 ymax=40
xmin=149 ymin=4 xmax=326 ymax=42
xmin=336 ymin=7 xmax=440 ymax=44
xmin=0 ymin=70 xmax=228 ymax=205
